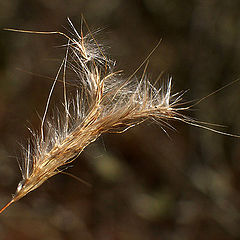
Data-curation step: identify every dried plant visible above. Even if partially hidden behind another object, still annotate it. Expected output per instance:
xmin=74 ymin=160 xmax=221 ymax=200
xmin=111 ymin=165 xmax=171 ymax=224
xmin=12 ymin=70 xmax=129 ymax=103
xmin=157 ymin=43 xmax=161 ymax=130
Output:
xmin=0 ymin=18 xmax=237 ymax=213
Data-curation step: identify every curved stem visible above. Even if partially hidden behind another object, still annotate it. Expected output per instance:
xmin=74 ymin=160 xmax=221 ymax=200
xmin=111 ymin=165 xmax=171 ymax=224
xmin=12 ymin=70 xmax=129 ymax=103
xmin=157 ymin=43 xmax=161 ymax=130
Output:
xmin=0 ymin=199 xmax=14 ymax=214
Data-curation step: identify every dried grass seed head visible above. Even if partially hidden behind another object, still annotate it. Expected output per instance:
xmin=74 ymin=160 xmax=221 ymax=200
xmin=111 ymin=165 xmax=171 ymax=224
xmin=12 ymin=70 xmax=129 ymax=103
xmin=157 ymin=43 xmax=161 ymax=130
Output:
xmin=0 ymin=19 xmax=201 ymax=213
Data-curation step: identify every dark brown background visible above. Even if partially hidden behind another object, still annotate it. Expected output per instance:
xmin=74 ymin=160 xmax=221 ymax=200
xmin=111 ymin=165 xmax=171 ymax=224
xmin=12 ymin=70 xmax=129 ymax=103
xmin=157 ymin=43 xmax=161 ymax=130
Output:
xmin=1 ymin=0 xmax=240 ymax=239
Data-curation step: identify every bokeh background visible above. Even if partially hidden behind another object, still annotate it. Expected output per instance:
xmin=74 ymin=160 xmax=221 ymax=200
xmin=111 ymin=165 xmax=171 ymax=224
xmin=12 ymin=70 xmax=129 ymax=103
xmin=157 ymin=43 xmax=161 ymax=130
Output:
xmin=1 ymin=0 xmax=240 ymax=239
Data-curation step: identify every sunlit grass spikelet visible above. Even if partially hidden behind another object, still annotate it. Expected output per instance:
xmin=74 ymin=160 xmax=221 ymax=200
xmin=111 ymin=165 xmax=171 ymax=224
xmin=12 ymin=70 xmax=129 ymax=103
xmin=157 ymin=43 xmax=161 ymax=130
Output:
xmin=0 ymin=19 xmax=189 ymax=213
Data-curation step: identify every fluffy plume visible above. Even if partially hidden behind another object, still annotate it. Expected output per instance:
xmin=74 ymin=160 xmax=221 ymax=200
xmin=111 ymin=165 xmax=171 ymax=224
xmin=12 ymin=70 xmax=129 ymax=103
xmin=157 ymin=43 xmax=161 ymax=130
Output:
xmin=0 ymin=19 xmax=192 ymax=213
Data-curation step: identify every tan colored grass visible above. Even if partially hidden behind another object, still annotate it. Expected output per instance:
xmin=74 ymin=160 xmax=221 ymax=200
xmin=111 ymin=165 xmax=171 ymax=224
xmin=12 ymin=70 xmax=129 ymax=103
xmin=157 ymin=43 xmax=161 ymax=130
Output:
xmin=1 ymin=18 xmax=226 ymax=214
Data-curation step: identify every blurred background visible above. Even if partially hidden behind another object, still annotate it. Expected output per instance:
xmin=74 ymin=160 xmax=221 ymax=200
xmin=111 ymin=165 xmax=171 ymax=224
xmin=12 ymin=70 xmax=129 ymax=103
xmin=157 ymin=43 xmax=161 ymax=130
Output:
xmin=1 ymin=0 xmax=240 ymax=239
